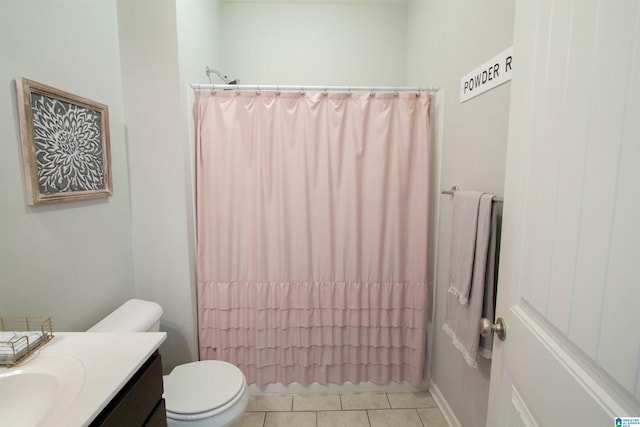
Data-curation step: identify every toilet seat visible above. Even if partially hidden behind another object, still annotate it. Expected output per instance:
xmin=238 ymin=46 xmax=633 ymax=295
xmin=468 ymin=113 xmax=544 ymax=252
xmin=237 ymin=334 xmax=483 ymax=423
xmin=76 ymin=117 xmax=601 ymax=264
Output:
xmin=164 ymin=360 xmax=247 ymax=421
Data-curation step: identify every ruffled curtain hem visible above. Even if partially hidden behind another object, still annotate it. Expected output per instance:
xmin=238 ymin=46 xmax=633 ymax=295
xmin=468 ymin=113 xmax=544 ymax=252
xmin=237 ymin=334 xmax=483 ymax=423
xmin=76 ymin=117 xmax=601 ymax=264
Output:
xmin=198 ymin=281 xmax=428 ymax=386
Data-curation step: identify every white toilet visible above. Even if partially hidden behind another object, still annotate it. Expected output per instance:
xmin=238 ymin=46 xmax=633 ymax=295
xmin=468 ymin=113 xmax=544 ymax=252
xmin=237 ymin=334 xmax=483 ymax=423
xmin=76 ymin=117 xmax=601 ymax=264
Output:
xmin=88 ymin=299 xmax=249 ymax=427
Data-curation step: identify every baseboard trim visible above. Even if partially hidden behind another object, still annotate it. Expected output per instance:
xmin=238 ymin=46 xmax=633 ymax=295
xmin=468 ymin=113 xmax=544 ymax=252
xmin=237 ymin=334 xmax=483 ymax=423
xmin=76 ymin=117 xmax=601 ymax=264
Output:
xmin=429 ymin=381 xmax=463 ymax=427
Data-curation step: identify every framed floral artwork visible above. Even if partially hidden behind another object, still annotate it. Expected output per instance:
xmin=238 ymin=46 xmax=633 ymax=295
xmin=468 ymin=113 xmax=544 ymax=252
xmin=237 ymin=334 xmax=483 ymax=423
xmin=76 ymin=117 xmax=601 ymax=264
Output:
xmin=16 ymin=78 xmax=112 ymax=205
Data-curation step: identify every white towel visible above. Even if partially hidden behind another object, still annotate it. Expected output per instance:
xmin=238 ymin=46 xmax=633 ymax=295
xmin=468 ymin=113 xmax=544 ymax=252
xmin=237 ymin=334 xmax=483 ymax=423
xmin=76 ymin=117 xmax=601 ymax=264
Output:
xmin=0 ymin=331 xmax=44 ymax=361
xmin=448 ymin=190 xmax=485 ymax=305
xmin=443 ymin=193 xmax=494 ymax=368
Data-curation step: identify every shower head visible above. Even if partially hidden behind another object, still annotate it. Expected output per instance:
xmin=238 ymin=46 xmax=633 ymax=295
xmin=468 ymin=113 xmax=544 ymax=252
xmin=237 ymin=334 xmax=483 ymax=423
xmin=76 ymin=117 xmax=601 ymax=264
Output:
xmin=206 ymin=67 xmax=239 ymax=85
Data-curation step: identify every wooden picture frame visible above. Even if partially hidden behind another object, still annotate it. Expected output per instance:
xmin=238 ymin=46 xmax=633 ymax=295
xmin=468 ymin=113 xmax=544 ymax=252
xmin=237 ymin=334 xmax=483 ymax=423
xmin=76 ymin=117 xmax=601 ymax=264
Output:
xmin=16 ymin=78 xmax=112 ymax=205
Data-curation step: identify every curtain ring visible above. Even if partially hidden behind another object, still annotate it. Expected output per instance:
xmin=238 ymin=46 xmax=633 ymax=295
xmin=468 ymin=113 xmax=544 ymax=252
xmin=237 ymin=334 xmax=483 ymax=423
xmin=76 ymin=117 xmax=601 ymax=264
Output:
xmin=347 ymin=87 xmax=352 ymax=97
xmin=276 ymin=85 xmax=281 ymax=96
xmin=300 ymin=85 xmax=304 ymax=96
xmin=370 ymin=87 xmax=375 ymax=97
xmin=256 ymin=84 xmax=260 ymax=96
xmin=395 ymin=87 xmax=399 ymax=97
xmin=416 ymin=86 xmax=421 ymax=97
xmin=323 ymin=86 xmax=328 ymax=96
xmin=236 ymin=84 xmax=240 ymax=95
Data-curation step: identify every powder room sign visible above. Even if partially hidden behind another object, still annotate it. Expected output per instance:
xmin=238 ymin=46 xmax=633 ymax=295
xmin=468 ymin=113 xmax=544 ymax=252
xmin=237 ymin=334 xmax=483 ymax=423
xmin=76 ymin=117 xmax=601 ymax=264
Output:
xmin=460 ymin=47 xmax=513 ymax=103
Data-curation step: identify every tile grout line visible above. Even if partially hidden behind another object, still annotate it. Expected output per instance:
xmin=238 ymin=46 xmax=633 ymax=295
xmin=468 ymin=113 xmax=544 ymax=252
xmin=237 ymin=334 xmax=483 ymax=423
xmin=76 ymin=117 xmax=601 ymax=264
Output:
xmin=385 ymin=392 xmax=392 ymax=409
xmin=416 ymin=408 xmax=427 ymax=427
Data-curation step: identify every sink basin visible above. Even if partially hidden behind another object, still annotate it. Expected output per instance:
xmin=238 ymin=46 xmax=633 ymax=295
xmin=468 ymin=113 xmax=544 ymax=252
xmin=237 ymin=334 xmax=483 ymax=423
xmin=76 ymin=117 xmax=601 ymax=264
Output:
xmin=0 ymin=353 xmax=85 ymax=427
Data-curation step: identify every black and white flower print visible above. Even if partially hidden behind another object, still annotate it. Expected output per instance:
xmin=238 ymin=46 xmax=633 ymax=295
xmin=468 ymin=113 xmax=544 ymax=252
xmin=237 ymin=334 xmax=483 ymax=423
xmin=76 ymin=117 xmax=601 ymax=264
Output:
xmin=30 ymin=93 xmax=105 ymax=194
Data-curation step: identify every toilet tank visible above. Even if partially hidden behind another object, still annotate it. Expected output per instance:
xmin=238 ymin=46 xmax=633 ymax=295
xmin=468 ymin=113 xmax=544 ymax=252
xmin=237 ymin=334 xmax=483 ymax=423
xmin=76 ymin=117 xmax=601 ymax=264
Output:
xmin=87 ymin=299 xmax=163 ymax=333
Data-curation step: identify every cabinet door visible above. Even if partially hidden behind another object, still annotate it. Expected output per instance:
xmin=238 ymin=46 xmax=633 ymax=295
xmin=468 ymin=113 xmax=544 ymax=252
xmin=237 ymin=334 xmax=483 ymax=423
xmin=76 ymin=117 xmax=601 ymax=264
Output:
xmin=145 ymin=400 xmax=168 ymax=427
xmin=91 ymin=351 xmax=165 ymax=427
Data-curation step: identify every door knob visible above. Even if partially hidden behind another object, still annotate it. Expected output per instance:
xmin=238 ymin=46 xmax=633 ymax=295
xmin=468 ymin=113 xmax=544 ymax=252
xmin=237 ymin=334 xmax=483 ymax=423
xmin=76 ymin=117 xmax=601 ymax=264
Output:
xmin=480 ymin=317 xmax=506 ymax=341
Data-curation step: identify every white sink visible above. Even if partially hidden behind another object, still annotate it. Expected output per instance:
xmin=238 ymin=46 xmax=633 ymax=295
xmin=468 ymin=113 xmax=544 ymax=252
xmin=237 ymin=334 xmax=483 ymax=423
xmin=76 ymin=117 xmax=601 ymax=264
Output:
xmin=0 ymin=353 xmax=85 ymax=427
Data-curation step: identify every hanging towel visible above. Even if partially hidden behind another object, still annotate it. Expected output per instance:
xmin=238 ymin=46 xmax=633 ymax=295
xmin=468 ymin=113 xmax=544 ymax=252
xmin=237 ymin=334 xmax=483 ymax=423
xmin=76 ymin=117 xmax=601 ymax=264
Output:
xmin=448 ymin=190 xmax=485 ymax=305
xmin=479 ymin=201 xmax=502 ymax=359
xmin=443 ymin=193 xmax=494 ymax=368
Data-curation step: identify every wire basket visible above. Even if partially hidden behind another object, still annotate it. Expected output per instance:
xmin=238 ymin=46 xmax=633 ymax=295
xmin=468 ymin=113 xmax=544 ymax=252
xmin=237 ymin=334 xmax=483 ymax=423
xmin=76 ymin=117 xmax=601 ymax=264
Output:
xmin=0 ymin=316 xmax=54 ymax=367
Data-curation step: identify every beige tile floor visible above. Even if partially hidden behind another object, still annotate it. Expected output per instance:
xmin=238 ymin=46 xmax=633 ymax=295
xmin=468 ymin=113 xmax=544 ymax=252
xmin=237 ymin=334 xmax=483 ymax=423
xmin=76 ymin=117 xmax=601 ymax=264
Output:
xmin=230 ymin=391 xmax=448 ymax=427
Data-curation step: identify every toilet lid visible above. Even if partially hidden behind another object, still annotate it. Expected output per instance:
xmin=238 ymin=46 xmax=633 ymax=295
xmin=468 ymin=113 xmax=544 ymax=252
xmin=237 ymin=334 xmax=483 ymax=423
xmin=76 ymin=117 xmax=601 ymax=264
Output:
xmin=164 ymin=360 xmax=246 ymax=415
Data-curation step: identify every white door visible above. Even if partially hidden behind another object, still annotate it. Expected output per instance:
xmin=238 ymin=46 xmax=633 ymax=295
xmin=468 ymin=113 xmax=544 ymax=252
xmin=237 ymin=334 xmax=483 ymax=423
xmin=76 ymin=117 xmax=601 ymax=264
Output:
xmin=487 ymin=1 xmax=640 ymax=426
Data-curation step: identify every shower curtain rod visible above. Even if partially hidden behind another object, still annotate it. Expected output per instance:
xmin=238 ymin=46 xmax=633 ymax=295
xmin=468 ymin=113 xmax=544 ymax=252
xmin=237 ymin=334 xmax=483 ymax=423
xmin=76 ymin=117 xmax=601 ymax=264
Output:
xmin=191 ymin=83 xmax=439 ymax=93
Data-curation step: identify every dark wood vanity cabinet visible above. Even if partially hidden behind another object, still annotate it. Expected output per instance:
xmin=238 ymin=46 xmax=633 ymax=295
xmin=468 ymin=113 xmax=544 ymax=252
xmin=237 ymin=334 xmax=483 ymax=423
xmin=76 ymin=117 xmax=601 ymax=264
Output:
xmin=90 ymin=350 xmax=166 ymax=427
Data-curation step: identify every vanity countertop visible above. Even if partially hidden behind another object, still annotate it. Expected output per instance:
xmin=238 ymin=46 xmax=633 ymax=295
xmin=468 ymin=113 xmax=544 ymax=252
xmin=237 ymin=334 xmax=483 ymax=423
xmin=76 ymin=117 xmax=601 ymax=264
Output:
xmin=0 ymin=332 xmax=166 ymax=427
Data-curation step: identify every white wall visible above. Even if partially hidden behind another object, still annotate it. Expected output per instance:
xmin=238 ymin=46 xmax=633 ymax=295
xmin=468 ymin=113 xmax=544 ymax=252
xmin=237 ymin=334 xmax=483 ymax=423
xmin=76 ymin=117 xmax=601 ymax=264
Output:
xmin=0 ymin=0 xmax=219 ymax=374
xmin=118 ymin=0 xmax=219 ymax=370
xmin=219 ymin=1 xmax=407 ymax=85
xmin=405 ymin=1 xmax=515 ymax=426
xmin=117 ymin=0 xmax=221 ymax=371
xmin=177 ymin=0 xmax=221 ymax=89
xmin=0 ymin=0 xmax=136 ymax=330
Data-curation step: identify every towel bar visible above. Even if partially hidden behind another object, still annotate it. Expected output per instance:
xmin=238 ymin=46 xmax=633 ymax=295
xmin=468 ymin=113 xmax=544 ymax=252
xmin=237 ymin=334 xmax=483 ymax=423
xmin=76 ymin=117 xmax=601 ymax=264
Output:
xmin=440 ymin=186 xmax=503 ymax=203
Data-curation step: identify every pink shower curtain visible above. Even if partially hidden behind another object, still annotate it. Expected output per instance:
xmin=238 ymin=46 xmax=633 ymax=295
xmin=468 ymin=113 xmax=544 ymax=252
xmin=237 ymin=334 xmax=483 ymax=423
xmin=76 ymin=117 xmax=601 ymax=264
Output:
xmin=196 ymin=89 xmax=430 ymax=386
